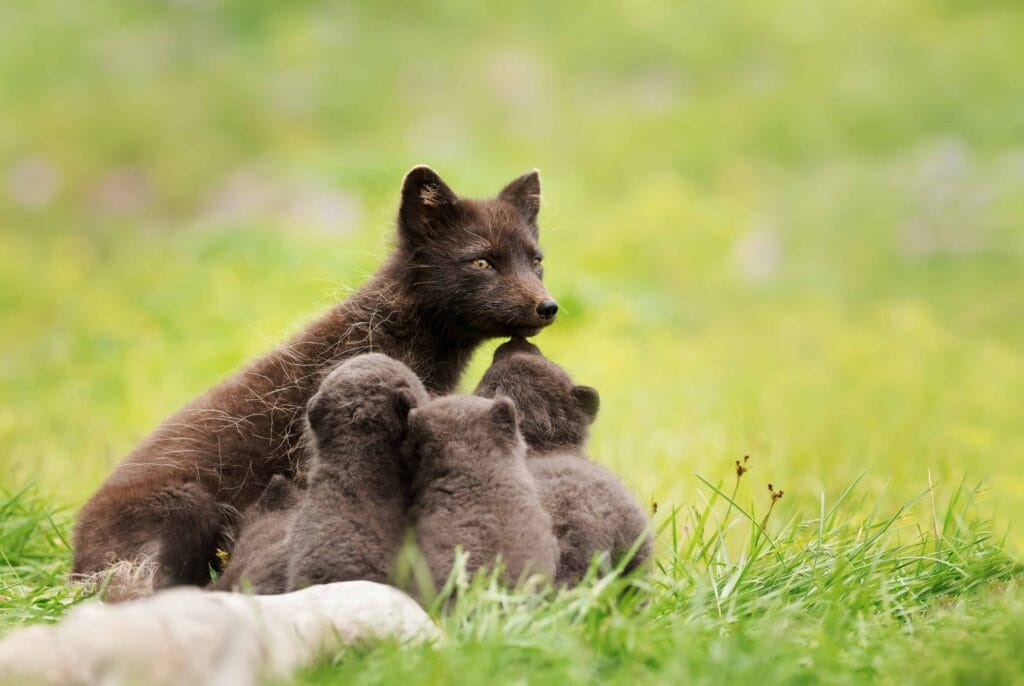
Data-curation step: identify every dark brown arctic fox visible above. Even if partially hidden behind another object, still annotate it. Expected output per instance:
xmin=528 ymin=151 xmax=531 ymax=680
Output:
xmin=210 ymin=474 xmax=297 ymax=594
xmin=73 ymin=166 xmax=558 ymax=595
xmin=475 ymin=338 xmax=652 ymax=586
xmin=409 ymin=395 xmax=558 ymax=591
xmin=286 ymin=353 xmax=428 ymax=590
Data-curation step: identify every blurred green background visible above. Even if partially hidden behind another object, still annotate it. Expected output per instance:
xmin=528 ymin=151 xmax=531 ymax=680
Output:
xmin=2 ymin=0 xmax=1022 ymax=539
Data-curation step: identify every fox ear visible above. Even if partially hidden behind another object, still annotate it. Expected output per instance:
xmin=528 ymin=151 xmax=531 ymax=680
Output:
xmin=399 ymin=166 xmax=458 ymax=246
xmin=571 ymin=385 xmax=600 ymax=422
xmin=306 ymin=391 xmax=329 ymax=432
xmin=393 ymin=386 xmax=421 ymax=421
xmin=489 ymin=396 xmax=519 ymax=436
xmin=499 ymin=170 xmax=541 ymax=225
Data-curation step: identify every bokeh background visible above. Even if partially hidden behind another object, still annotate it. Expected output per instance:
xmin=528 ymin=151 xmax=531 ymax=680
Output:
xmin=2 ymin=1 xmax=1022 ymax=538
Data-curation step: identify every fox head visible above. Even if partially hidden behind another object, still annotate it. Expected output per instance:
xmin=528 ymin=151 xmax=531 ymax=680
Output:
xmin=475 ymin=337 xmax=599 ymax=453
xmin=407 ymin=395 xmax=525 ymax=471
xmin=394 ymin=166 xmax=558 ymax=339
xmin=306 ymin=353 xmax=428 ymax=445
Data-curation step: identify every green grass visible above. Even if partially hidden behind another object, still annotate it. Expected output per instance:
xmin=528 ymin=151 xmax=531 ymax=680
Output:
xmin=2 ymin=0 xmax=1024 ymax=682
xmin=0 ymin=486 xmax=89 ymax=629
xmin=292 ymin=477 xmax=1024 ymax=686
xmin=3 ymin=470 xmax=1023 ymax=684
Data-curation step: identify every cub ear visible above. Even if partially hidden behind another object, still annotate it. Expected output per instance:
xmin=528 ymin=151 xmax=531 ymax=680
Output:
xmin=393 ymin=386 xmax=421 ymax=422
xmin=305 ymin=391 xmax=329 ymax=432
xmin=498 ymin=169 xmax=541 ymax=225
xmin=571 ymin=385 xmax=600 ymax=422
xmin=489 ymin=396 xmax=519 ymax=436
xmin=398 ymin=165 xmax=459 ymax=246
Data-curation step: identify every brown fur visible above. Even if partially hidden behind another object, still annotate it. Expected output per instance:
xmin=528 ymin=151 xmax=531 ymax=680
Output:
xmin=286 ymin=354 xmax=429 ymax=589
xmin=475 ymin=338 xmax=652 ymax=586
xmin=409 ymin=395 xmax=558 ymax=590
xmin=210 ymin=474 xmax=298 ymax=594
xmin=73 ymin=167 xmax=557 ymax=592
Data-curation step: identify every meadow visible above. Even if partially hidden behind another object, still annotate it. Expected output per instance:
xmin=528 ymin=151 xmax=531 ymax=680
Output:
xmin=2 ymin=0 xmax=1024 ymax=683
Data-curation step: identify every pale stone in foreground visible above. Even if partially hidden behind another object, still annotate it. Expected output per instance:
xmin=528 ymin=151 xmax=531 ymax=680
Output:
xmin=0 ymin=581 xmax=442 ymax=686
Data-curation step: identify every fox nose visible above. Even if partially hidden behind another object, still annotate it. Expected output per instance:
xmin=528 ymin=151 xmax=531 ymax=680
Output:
xmin=536 ymin=299 xmax=559 ymax=320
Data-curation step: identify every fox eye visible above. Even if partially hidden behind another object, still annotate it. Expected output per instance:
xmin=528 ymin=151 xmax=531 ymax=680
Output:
xmin=532 ymin=257 xmax=543 ymax=269
xmin=471 ymin=258 xmax=493 ymax=270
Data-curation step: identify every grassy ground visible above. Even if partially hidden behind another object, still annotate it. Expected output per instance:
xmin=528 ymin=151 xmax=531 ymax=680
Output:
xmin=2 ymin=0 xmax=1024 ymax=683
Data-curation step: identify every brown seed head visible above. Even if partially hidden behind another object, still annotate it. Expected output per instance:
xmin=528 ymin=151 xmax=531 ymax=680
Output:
xmin=735 ymin=455 xmax=751 ymax=479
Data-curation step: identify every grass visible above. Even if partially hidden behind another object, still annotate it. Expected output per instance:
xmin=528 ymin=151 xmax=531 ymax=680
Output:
xmin=308 ymin=471 xmax=1024 ymax=684
xmin=0 ymin=486 xmax=89 ymax=628
xmin=2 ymin=0 xmax=1024 ymax=682
xmin=3 ymin=466 xmax=1022 ymax=684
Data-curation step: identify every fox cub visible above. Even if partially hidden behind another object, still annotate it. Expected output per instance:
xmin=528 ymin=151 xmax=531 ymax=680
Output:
xmin=476 ymin=338 xmax=652 ymax=586
xmin=408 ymin=395 xmax=558 ymax=591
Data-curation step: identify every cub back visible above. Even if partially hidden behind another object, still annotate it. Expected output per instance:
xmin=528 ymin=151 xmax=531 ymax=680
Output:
xmin=407 ymin=394 xmax=557 ymax=590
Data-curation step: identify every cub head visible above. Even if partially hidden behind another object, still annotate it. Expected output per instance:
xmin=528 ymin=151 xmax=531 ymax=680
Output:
xmin=395 ymin=166 xmax=558 ymax=339
xmin=474 ymin=338 xmax=599 ymax=453
xmin=306 ymin=353 xmax=428 ymax=443
xmin=407 ymin=395 xmax=524 ymax=468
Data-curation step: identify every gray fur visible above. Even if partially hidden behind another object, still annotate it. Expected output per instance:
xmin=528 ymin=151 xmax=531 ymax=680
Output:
xmin=286 ymin=353 xmax=429 ymax=590
xmin=475 ymin=338 xmax=652 ymax=586
xmin=528 ymin=456 xmax=652 ymax=586
xmin=409 ymin=395 xmax=558 ymax=590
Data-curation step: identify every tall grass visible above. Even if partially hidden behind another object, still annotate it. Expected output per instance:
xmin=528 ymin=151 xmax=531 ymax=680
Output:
xmin=297 ymin=465 xmax=1021 ymax=684
xmin=2 ymin=461 xmax=1020 ymax=683
xmin=0 ymin=485 xmax=87 ymax=628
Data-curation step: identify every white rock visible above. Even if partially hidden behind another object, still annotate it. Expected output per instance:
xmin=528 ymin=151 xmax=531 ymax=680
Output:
xmin=0 ymin=581 xmax=442 ymax=686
